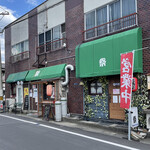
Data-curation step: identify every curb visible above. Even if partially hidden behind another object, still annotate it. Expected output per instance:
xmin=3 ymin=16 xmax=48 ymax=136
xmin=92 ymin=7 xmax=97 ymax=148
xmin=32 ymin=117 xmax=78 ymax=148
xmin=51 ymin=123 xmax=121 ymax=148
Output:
xmin=63 ymin=117 xmax=128 ymax=134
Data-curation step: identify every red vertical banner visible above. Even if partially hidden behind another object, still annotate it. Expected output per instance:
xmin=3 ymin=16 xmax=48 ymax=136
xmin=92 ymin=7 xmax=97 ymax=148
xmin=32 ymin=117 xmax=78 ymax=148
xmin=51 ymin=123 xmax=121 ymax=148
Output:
xmin=120 ymin=52 xmax=134 ymax=109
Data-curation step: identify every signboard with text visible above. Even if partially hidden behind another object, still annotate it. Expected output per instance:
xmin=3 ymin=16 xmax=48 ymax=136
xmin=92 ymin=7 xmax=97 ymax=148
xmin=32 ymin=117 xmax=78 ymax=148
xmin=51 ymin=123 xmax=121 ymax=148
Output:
xmin=120 ymin=52 xmax=134 ymax=109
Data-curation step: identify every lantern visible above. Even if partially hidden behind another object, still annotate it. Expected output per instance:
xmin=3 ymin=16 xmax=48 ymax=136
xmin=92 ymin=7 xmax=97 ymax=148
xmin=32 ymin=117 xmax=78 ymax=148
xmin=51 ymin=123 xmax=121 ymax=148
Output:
xmin=46 ymin=84 xmax=53 ymax=96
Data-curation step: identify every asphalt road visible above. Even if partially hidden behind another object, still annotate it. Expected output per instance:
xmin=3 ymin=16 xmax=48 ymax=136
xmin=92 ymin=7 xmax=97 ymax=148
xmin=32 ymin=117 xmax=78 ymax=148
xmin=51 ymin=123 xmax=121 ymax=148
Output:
xmin=0 ymin=114 xmax=149 ymax=150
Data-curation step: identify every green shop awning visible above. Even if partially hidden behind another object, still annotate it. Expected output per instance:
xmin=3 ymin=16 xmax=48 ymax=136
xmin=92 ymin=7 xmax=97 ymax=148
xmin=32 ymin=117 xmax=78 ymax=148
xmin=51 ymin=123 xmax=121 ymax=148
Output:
xmin=76 ymin=27 xmax=143 ymax=78
xmin=25 ymin=64 xmax=66 ymax=81
xmin=6 ymin=71 xmax=29 ymax=83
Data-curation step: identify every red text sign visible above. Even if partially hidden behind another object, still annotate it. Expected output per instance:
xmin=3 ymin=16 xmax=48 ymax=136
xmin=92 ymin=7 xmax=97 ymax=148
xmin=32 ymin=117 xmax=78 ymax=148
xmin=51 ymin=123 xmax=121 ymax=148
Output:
xmin=120 ymin=52 xmax=134 ymax=109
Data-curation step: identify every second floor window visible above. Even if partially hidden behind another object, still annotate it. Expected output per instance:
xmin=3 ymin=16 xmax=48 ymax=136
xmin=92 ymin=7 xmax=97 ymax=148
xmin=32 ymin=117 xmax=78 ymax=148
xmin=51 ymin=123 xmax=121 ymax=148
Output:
xmin=11 ymin=40 xmax=29 ymax=56
xmin=38 ymin=23 xmax=66 ymax=54
xmin=11 ymin=40 xmax=29 ymax=63
xmin=85 ymin=0 xmax=136 ymax=40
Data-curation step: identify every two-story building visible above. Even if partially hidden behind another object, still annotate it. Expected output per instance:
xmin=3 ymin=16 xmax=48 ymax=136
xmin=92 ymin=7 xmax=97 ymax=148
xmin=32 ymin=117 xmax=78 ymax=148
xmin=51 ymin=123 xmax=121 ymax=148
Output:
xmin=5 ymin=0 xmax=150 ymax=127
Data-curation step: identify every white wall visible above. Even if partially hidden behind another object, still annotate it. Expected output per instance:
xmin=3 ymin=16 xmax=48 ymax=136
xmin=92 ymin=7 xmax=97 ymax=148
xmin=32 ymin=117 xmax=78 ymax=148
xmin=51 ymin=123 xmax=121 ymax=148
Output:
xmin=47 ymin=2 xmax=65 ymax=29
xmin=84 ymin=0 xmax=114 ymax=13
xmin=37 ymin=11 xmax=46 ymax=34
xmin=11 ymin=15 xmax=29 ymax=45
xmin=37 ymin=0 xmax=65 ymax=34
xmin=38 ymin=0 xmax=63 ymax=12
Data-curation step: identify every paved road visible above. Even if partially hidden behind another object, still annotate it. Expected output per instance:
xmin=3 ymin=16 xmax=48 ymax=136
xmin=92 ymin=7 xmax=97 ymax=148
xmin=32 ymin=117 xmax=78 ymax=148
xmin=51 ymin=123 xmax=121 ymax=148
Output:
xmin=0 ymin=114 xmax=149 ymax=150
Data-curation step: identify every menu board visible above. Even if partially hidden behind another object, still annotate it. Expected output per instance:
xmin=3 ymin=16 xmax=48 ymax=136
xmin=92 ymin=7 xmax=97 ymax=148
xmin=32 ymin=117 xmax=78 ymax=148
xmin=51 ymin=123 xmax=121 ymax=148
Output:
xmin=24 ymin=95 xmax=29 ymax=110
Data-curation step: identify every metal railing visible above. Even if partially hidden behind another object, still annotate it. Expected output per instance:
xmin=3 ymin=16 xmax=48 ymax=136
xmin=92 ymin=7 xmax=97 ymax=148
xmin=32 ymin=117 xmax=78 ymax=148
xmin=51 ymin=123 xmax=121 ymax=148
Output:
xmin=10 ymin=51 xmax=29 ymax=63
xmin=37 ymin=38 xmax=66 ymax=55
xmin=83 ymin=13 xmax=138 ymax=41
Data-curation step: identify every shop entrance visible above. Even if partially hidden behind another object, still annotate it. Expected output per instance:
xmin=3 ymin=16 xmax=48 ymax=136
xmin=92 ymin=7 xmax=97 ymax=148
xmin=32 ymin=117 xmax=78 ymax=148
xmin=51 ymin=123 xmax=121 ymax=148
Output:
xmin=29 ymin=84 xmax=38 ymax=111
xmin=109 ymin=77 xmax=125 ymax=120
xmin=29 ymin=81 xmax=57 ymax=117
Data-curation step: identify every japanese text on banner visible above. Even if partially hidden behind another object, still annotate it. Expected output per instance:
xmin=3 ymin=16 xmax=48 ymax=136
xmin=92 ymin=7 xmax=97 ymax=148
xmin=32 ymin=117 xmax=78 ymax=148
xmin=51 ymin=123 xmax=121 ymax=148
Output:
xmin=120 ymin=52 xmax=134 ymax=109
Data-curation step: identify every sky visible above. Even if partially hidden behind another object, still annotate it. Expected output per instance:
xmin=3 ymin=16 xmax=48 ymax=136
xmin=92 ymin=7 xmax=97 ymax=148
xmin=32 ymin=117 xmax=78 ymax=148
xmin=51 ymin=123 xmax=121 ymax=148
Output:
xmin=0 ymin=0 xmax=46 ymax=63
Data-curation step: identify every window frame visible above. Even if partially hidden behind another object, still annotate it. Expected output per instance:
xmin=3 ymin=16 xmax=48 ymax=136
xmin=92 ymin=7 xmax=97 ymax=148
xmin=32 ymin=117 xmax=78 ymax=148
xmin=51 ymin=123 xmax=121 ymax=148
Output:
xmin=84 ymin=0 xmax=137 ymax=40
xmin=38 ymin=23 xmax=65 ymax=54
xmin=11 ymin=40 xmax=29 ymax=56
xmin=88 ymin=81 xmax=103 ymax=95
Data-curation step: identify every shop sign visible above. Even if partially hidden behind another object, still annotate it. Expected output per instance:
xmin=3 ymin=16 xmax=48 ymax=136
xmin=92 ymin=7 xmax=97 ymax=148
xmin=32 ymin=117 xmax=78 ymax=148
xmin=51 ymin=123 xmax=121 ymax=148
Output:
xmin=24 ymin=88 xmax=29 ymax=97
xmin=132 ymin=77 xmax=138 ymax=92
xmin=131 ymin=107 xmax=139 ymax=128
xmin=99 ymin=58 xmax=106 ymax=67
xmin=120 ymin=52 xmax=133 ymax=109
xmin=34 ymin=70 xmax=40 ymax=77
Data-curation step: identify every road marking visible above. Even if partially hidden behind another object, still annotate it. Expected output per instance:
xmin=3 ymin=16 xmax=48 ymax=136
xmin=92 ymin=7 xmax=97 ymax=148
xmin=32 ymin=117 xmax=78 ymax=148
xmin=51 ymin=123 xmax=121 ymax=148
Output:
xmin=0 ymin=114 xmax=139 ymax=150
xmin=0 ymin=114 xmax=37 ymax=125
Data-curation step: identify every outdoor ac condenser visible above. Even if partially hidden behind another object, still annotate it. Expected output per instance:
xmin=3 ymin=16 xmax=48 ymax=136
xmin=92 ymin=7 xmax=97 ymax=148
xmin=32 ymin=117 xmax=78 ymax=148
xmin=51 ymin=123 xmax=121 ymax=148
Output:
xmin=146 ymin=114 xmax=150 ymax=129
xmin=6 ymin=98 xmax=15 ymax=110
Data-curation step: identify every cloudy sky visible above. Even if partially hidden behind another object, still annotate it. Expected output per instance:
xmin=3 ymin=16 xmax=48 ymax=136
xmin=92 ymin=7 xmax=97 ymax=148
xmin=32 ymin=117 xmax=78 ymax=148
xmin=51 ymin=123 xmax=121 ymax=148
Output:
xmin=0 ymin=0 xmax=46 ymax=63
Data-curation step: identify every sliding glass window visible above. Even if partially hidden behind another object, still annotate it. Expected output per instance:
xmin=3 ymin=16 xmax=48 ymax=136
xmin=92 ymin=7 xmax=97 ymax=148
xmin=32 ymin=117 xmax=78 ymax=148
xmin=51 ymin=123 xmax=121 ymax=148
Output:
xmin=109 ymin=0 xmax=121 ymax=32
xmin=97 ymin=6 xmax=107 ymax=36
xmin=84 ymin=0 xmax=137 ymax=40
xmin=86 ymin=11 xmax=95 ymax=39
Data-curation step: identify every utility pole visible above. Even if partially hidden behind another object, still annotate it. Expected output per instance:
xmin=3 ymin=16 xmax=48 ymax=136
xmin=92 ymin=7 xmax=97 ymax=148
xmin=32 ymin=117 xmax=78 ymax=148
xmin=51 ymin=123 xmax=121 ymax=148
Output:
xmin=0 ymin=7 xmax=9 ymax=104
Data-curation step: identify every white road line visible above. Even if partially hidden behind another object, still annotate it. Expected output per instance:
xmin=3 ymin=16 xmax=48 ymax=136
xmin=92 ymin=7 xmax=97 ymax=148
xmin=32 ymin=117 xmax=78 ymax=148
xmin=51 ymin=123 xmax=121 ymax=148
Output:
xmin=0 ymin=114 xmax=37 ymax=125
xmin=0 ymin=114 xmax=140 ymax=150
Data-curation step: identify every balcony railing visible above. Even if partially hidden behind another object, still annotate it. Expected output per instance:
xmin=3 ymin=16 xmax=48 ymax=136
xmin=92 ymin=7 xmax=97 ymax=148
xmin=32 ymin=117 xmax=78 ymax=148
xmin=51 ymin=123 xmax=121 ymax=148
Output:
xmin=37 ymin=38 xmax=66 ymax=55
xmin=10 ymin=51 xmax=29 ymax=63
xmin=83 ymin=13 xmax=138 ymax=41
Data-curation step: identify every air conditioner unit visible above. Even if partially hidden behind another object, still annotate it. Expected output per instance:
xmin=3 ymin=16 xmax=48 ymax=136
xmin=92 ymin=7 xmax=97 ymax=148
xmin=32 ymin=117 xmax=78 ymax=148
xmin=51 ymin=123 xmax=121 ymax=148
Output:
xmin=146 ymin=114 xmax=150 ymax=129
xmin=6 ymin=98 xmax=15 ymax=110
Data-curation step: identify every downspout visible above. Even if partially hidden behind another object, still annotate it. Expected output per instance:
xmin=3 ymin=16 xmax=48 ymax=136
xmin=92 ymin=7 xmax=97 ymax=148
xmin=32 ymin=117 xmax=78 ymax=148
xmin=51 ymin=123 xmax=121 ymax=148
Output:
xmin=61 ymin=64 xmax=74 ymax=86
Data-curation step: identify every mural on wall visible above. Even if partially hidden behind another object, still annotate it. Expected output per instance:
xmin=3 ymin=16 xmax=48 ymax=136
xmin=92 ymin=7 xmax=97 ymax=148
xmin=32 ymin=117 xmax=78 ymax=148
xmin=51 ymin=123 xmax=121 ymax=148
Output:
xmin=83 ymin=77 xmax=109 ymax=121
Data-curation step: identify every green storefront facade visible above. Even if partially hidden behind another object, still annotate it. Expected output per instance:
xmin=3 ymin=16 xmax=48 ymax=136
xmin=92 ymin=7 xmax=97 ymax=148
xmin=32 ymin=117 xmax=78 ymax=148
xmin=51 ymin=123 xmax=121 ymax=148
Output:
xmin=76 ymin=28 xmax=143 ymax=78
xmin=76 ymin=28 xmax=143 ymax=121
xmin=6 ymin=64 xmax=67 ymax=116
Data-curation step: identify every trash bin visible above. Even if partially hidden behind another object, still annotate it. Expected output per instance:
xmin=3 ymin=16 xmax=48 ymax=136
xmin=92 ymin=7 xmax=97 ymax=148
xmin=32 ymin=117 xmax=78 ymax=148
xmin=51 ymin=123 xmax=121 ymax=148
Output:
xmin=55 ymin=101 xmax=62 ymax=121
xmin=61 ymin=97 xmax=67 ymax=117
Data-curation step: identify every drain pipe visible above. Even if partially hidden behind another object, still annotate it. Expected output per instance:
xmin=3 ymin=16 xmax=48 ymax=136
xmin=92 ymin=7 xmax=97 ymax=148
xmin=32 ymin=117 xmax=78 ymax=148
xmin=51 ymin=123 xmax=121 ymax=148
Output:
xmin=61 ymin=64 xmax=74 ymax=86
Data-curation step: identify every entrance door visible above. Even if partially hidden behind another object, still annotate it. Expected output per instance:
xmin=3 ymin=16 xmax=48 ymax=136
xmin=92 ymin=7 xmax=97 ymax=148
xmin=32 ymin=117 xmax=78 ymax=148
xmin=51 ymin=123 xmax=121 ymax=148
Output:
xmin=29 ymin=84 xmax=38 ymax=111
xmin=109 ymin=78 xmax=125 ymax=120
xmin=16 ymin=85 xmax=23 ymax=104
